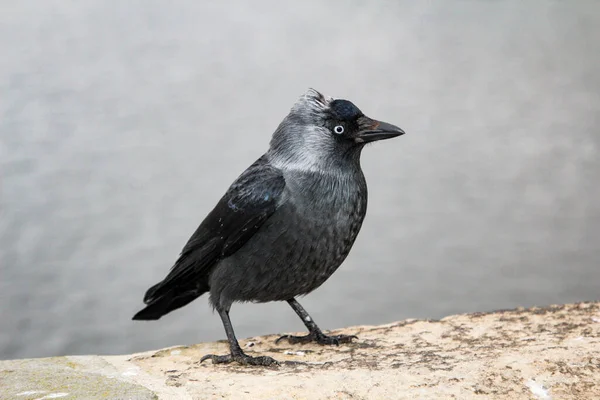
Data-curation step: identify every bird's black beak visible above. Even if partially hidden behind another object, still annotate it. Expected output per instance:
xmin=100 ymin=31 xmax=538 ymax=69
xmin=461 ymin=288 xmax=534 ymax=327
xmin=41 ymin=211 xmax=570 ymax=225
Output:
xmin=355 ymin=117 xmax=405 ymax=143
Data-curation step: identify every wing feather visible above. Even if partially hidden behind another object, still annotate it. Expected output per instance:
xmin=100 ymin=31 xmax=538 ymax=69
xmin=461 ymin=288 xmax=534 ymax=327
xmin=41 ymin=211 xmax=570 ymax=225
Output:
xmin=142 ymin=156 xmax=286 ymax=304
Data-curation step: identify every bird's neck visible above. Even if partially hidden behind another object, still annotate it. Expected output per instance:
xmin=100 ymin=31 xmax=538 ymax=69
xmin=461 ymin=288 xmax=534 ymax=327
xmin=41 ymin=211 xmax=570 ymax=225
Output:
xmin=278 ymin=162 xmax=368 ymax=224
xmin=267 ymin=145 xmax=364 ymax=177
xmin=270 ymin=147 xmax=368 ymax=211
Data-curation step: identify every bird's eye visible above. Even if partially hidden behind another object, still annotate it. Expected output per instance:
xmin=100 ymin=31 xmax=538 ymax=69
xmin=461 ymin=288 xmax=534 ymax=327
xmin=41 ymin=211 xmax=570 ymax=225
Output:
xmin=333 ymin=125 xmax=344 ymax=134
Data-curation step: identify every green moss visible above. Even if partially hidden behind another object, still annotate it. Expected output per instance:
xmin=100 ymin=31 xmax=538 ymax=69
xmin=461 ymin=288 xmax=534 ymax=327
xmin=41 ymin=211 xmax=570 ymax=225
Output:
xmin=0 ymin=358 xmax=157 ymax=400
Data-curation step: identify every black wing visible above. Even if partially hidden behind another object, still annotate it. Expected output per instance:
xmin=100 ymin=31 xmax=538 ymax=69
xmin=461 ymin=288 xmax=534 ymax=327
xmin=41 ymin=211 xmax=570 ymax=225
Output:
xmin=134 ymin=155 xmax=286 ymax=319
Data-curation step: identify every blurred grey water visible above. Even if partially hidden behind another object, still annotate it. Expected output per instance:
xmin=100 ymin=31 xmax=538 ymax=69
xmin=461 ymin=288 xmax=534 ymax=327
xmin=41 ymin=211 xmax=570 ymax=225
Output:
xmin=1 ymin=1 xmax=599 ymax=360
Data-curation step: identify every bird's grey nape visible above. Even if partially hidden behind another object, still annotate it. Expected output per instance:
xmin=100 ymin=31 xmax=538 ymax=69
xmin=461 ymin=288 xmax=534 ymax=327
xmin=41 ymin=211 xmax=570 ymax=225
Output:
xmin=268 ymin=89 xmax=341 ymax=174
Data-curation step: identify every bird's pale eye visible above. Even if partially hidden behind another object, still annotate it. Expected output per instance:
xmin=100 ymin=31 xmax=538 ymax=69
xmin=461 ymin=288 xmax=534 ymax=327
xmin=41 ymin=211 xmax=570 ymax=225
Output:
xmin=333 ymin=125 xmax=344 ymax=134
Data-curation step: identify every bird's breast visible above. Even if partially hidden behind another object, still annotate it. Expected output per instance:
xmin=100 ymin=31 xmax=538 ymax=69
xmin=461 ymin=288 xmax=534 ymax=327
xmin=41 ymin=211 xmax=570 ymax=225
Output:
xmin=215 ymin=169 xmax=369 ymax=303
xmin=283 ymin=171 xmax=368 ymax=272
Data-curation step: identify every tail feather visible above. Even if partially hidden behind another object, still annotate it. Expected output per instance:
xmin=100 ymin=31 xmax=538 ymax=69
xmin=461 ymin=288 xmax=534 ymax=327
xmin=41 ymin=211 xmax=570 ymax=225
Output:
xmin=143 ymin=282 xmax=163 ymax=304
xmin=133 ymin=282 xmax=208 ymax=320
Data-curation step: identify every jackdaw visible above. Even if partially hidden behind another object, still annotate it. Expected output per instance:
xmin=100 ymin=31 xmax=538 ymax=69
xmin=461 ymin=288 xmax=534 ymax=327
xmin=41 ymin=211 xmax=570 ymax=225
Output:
xmin=133 ymin=89 xmax=405 ymax=366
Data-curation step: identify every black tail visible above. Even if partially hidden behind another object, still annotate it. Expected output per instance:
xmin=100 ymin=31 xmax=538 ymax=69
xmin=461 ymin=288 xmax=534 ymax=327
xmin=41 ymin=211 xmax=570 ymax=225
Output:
xmin=132 ymin=282 xmax=208 ymax=320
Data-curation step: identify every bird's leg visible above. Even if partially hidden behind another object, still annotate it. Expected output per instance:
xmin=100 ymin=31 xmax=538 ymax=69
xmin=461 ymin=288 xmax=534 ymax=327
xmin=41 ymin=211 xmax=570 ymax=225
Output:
xmin=275 ymin=298 xmax=357 ymax=345
xmin=201 ymin=306 xmax=279 ymax=366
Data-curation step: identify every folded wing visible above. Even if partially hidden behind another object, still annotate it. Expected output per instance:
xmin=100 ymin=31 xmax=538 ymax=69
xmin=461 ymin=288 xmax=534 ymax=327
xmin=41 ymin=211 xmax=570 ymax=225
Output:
xmin=133 ymin=156 xmax=286 ymax=320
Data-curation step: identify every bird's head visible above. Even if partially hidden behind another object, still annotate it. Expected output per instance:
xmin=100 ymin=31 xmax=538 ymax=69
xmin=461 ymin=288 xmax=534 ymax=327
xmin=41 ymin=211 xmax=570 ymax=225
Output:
xmin=269 ymin=89 xmax=405 ymax=172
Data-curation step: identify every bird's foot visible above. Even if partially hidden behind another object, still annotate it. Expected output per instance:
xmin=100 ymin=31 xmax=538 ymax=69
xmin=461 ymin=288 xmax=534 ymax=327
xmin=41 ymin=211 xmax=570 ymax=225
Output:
xmin=276 ymin=330 xmax=357 ymax=346
xmin=200 ymin=352 xmax=279 ymax=367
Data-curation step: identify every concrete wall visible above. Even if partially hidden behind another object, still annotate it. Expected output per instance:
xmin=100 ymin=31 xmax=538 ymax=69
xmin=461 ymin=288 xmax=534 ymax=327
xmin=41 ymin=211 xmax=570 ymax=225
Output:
xmin=1 ymin=302 xmax=599 ymax=399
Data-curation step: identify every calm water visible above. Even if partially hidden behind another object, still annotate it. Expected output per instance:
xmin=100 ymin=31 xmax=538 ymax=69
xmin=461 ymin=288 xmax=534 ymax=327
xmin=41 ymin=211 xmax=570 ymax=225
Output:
xmin=1 ymin=1 xmax=599 ymax=360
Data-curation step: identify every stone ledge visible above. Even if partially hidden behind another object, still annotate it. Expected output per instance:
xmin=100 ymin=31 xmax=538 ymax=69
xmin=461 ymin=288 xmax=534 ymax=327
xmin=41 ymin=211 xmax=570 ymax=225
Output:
xmin=1 ymin=302 xmax=599 ymax=399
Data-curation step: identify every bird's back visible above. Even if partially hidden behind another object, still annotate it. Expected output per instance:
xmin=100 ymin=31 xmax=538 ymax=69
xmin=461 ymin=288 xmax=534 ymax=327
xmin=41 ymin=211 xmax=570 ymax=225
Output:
xmin=133 ymin=155 xmax=286 ymax=319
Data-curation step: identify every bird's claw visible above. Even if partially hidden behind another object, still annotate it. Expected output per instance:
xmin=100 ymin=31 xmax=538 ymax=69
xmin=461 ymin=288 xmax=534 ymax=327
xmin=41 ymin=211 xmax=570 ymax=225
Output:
xmin=276 ymin=331 xmax=358 ymax=346
xmin=200 ymin=352 xmax=279 ymax=367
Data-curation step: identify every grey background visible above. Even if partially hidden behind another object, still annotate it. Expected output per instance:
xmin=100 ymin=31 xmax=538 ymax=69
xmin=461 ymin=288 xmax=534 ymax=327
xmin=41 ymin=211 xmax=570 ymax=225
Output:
xmin=1 ymin=1 xmax=599 ymax=360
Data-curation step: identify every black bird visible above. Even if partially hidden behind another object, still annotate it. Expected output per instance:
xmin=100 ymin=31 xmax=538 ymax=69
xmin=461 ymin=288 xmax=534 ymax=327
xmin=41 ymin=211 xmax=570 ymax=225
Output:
xmin=133 ymin=89 xmax=404 ymax=366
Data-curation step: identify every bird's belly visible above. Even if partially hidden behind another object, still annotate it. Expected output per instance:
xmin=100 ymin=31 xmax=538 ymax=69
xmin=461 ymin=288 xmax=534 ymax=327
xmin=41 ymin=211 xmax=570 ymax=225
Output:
xmin=211 ymin=200 xmax=365 ymax=305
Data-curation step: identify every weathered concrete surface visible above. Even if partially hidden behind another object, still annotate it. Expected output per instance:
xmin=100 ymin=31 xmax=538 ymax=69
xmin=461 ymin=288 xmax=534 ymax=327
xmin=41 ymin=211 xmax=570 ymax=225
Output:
xmin=1 ymin=303 xmax=599 ymax=399
xmin=0 ymin=357 xmax=157 ymax=400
